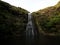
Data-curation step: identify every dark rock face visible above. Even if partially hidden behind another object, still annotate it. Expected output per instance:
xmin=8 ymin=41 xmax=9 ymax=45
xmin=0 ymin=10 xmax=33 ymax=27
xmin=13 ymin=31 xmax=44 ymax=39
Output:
xmin=0 ymin=1 xmax=28 ymax=45
xmin=32 ymin=1 xmax=60 ymax=45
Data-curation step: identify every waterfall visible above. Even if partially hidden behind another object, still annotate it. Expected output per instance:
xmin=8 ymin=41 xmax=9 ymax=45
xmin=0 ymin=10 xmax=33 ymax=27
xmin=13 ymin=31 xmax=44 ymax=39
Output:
xmin=26 ymin=13 xmax=34 ymax=45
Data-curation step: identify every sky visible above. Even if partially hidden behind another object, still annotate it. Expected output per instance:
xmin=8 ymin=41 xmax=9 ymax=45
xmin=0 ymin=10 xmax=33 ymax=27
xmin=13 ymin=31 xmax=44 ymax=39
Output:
xmin=2 ymin=0 xmax=60 ymax=12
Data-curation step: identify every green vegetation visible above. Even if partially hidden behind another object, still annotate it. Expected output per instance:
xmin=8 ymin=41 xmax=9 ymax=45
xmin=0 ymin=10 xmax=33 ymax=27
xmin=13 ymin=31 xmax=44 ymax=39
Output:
xmin=0 ymin=1 xmax=29 ymax=40
xmin=32 ymin=1 xmax=60 ymax=36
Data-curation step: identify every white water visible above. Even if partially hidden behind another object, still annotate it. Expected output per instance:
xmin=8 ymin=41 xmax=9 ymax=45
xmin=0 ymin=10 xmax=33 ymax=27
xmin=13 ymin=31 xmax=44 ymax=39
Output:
xmin=26 ymin=13 xmax=34 ymax=45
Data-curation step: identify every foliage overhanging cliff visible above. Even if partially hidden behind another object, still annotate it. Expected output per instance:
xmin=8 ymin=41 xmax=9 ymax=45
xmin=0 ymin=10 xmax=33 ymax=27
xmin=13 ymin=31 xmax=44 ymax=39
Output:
xmin=32 ymin=1 xmax=60 ymax=36
xmin=0 ymin=1 xmax=29 ymax=39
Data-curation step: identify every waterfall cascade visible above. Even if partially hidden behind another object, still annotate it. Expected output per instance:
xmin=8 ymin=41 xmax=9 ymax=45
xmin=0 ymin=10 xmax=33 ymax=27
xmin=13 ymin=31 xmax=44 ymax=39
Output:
xmin=26 ymin=13 xmax=34 ymax=45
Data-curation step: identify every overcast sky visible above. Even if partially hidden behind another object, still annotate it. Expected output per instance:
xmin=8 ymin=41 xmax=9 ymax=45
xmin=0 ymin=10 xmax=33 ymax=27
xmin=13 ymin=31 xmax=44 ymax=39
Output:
xmin=2 ymin=0 xmax=59 ymax=12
